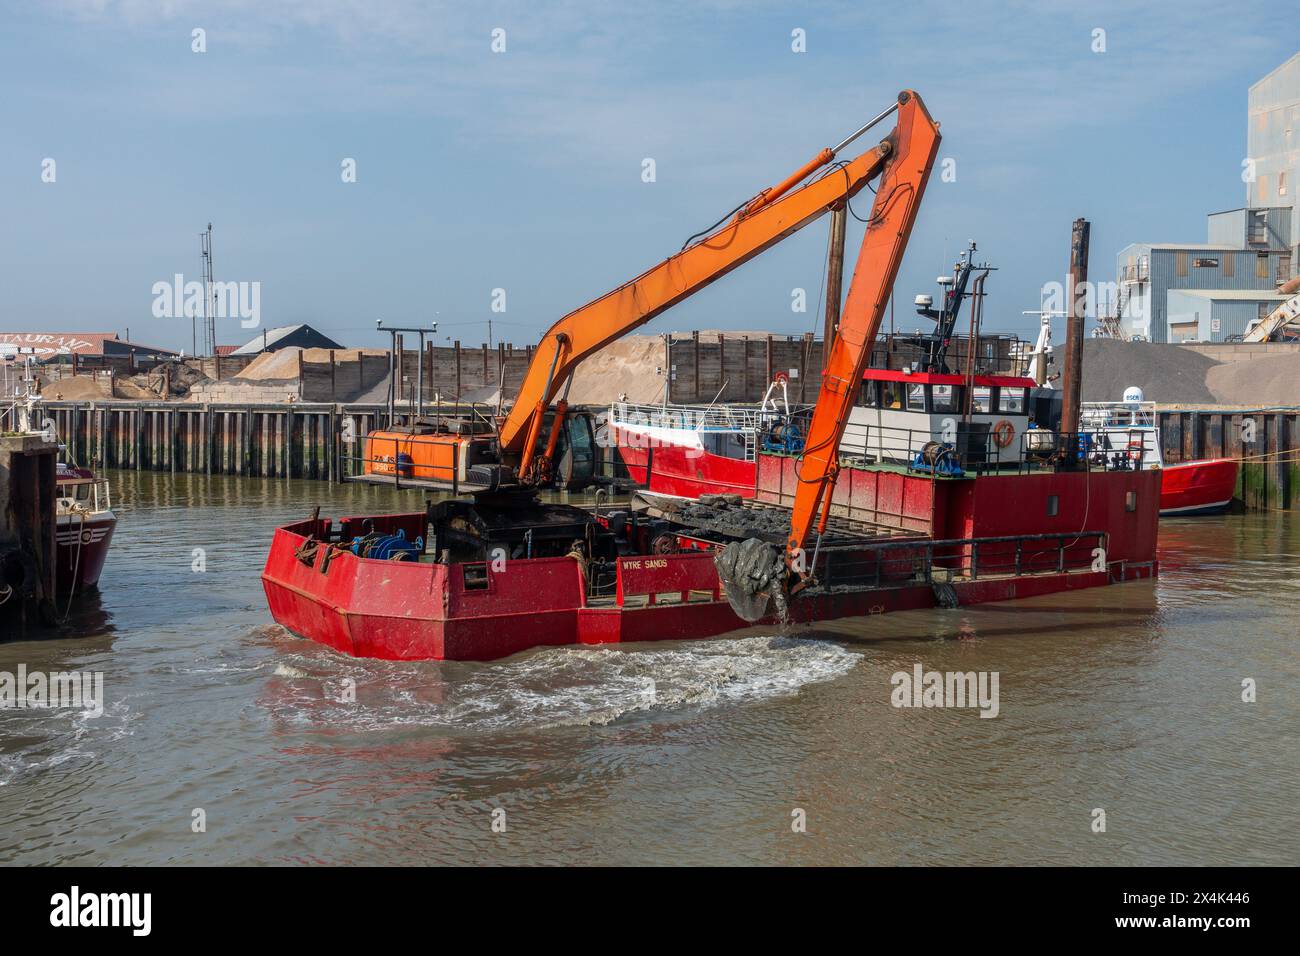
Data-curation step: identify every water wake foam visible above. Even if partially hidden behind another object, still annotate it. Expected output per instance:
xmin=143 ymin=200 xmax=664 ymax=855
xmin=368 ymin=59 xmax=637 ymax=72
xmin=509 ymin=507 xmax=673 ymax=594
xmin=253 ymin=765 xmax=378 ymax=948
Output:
xmin=261 ymin=636 xmax=858 ymax=733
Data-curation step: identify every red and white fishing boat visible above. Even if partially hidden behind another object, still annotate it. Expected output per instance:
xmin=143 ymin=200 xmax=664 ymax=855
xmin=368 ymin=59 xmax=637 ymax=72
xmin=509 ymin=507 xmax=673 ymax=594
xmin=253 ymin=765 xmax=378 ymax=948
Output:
xmin=5 ymin=369 xmax=117 ymax=596
xmin=610 ymin=376 xmax=807 ymax=499
xmin=615 ymin=382 xmax=1238 ymax=517
xmin=611 ymin=364 xmax=1044 ymax=499
xmin=1080 ymin=391 xmax=1238 ymax=516
xmin=54 ymin=462 xmax=116 ymax=594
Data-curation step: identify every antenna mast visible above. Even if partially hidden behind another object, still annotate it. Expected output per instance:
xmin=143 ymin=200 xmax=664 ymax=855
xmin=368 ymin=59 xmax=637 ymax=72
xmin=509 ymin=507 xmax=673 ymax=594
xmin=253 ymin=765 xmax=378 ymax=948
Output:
xmin=200 ymin=223 xmax=216 ymax=356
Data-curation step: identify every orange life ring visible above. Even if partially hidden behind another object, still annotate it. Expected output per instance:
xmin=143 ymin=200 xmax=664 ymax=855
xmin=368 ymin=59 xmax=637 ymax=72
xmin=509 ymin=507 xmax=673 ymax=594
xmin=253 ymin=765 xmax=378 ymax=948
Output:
xmin=992 ymin=420 xmax=1015 ymax=448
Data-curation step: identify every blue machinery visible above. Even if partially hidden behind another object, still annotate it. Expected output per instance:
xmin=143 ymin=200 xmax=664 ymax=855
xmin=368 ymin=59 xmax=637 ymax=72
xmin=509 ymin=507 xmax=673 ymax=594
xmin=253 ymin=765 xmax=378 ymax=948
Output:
xmin=348 ymin=527 xmax=424 ymax=561
xmin=910 ymin=441 xmax=965 ymax=478
xmin=761 ymin=419 xmax=805 ymax=455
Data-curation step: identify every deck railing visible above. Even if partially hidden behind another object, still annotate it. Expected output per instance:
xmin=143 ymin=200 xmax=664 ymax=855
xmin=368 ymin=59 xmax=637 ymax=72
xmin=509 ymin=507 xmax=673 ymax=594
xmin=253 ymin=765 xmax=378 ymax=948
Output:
xmin=838 ymin=424 xmax=1158 ymax=476
xmin=610 ymin=400 xmax=795 ymax=434
xmin=813 ymin=530 xmax=1110 ymax=590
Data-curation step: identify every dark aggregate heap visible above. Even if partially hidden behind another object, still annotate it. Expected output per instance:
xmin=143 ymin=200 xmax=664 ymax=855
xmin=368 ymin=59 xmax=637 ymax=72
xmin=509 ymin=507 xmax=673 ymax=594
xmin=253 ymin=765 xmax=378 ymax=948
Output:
xmin=669 ymin=495 xmax=792 ymax=544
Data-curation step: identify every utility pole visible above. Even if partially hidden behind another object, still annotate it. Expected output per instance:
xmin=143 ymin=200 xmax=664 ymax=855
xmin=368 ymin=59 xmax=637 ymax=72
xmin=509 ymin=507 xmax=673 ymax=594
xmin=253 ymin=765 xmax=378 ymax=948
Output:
xmin=200 ymin=223 xmax=216 ymax=356
xmin=1059 ymin=218 xmax=1090 ymax=443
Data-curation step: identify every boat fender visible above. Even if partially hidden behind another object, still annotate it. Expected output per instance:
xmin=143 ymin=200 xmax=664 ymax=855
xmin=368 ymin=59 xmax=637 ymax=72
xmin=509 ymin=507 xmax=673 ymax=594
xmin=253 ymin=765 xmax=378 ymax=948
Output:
xmin=992 ymin=420 xmax=1016 ymax=448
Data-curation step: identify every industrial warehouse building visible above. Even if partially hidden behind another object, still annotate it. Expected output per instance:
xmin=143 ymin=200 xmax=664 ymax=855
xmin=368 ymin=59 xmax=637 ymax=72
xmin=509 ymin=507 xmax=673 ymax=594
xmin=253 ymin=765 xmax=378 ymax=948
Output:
xmin=1118 ymin=53 xmax=1299 ymax=343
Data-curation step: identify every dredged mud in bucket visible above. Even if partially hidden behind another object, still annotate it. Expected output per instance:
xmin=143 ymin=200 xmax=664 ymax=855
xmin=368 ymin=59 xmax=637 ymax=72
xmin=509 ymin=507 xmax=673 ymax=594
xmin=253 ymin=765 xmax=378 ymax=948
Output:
xmin=715 ymin=538 xmax=789 ymax=623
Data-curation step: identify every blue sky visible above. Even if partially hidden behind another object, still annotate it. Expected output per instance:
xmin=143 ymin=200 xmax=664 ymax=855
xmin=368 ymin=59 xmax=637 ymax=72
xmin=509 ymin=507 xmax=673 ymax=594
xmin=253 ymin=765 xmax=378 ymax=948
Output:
xmin=0 ymin=1 xmax=1292 ymax=352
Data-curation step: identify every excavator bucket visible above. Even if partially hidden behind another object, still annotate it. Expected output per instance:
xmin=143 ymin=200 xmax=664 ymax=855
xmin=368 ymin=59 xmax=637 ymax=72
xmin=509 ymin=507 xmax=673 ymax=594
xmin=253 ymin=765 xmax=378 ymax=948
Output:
xmin=715 ymin=538 xmax=789 ymax=623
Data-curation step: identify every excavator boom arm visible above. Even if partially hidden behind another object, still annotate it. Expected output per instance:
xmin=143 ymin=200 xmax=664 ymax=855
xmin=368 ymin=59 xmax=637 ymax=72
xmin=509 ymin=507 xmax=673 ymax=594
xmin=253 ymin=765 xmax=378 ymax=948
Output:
xmin=498 ymin=129 xmax=898 ymax=480
xmin=786 ymin=90 xmax=941 ymax=565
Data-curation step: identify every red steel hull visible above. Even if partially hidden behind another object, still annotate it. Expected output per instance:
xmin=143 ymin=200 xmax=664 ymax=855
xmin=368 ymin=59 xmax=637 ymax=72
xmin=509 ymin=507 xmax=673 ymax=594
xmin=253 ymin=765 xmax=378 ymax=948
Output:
xmin=623 ymin=442 xmax=1240 ymax=520
xmin=262 ymin=518 xmax=1155 ymax=662
xmin=1158 ymin=458 xmax=1238 ymax=516
xmin=262 ymin=466 xmax=1161 ymax=661
xmin=616 ymin=441 xmax=756 ymax=498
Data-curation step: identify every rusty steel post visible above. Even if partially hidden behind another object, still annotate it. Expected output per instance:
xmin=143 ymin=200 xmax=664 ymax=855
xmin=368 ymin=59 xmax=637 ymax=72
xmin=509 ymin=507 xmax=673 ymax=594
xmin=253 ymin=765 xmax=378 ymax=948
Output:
xmin=1059 ymin=218 xmax=1090 ymax=443
xmin=823 ymin=204 xmax=848 ymax=351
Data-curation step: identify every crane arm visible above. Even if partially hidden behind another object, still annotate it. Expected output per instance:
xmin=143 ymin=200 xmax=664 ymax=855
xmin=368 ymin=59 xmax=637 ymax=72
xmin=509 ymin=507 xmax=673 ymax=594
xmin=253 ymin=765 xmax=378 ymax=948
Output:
xmin=785 ymin=90 xmax=941 ymax=571
xmin=1243 ymin=275 xmax=1300 ymax=343
xmin=497 ymin=113 xmax=902 ymax=484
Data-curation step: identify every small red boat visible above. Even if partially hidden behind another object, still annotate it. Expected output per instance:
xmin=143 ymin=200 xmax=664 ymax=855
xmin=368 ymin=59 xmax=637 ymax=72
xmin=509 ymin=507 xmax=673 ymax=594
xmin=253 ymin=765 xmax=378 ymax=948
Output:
xmin=1079 ymin=398 xmax=1238 ymax=516
xmin=1156 ymin=458 xmax=1238 ymax=516
xmin=55 ymin=463 xmax=117 ymax=594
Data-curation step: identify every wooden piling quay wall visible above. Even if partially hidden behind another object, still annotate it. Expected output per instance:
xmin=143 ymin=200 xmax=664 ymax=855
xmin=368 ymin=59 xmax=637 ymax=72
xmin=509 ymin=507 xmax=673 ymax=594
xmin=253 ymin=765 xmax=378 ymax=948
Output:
xmin=1156 ymin=408 xmax=1300 ymax=511
xmin=39 ymin=401 xmax=622 ymax=486
xmin=40 ymin=402 xmax=397 ymax=482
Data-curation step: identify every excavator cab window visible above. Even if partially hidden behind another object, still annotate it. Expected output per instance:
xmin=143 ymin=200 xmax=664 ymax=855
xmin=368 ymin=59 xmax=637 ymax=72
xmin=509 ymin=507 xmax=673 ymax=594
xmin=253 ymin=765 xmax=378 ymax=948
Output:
xmin=565 ymin=413 xmax=596 ymax=481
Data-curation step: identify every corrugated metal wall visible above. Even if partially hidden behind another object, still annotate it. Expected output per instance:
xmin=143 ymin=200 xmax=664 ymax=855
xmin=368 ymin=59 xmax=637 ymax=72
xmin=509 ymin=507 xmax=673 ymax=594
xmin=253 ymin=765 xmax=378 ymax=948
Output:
xmin=1247 ymin=53 xmax=1300 ymax=252
xmin=1143 ymin=248 xmax=1287 ymax=342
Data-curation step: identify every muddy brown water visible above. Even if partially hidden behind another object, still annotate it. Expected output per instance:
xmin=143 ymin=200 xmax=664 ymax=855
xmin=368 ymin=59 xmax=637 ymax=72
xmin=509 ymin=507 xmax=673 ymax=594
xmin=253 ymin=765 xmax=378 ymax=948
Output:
xmin=1 ymin=470 xmax=1296 ymax=865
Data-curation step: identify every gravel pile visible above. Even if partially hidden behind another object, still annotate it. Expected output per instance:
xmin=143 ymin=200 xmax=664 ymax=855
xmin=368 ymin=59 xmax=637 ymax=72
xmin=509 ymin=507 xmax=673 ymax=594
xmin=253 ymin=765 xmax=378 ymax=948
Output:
xmin=1081 ymin=339 xmax=1219 ymax=404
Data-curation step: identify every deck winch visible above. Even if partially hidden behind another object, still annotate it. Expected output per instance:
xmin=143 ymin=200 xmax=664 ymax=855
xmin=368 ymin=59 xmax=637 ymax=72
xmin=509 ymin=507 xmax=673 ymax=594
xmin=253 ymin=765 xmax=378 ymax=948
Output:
xmin=911 ymin=441 xmax=965 ymax=478
xmin=348 ymin=527 xmax=424 ymax=561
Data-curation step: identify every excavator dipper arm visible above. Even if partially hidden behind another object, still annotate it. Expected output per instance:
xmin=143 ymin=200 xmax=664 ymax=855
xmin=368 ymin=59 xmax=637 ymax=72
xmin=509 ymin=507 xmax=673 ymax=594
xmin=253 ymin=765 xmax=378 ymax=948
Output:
xmin=785 ymin=90 xmax=941 ymax=572
xmin=497 ymin=113 xmax=903 ymax=484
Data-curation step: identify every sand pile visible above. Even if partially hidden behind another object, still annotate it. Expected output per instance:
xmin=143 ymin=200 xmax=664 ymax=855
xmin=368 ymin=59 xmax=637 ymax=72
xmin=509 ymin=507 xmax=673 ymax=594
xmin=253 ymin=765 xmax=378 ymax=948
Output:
xmin=566 ymin=335 xmax=670 ymax=405
xmin=1207 ymin=353 xmax=1300 ymax=406
xmin=565 ymin=331 xmax=798 ymax=405
xmin=38 ymin=375 xmax=111 ymax=401
xmin=234 ymin=347 xmax=304 ymax=381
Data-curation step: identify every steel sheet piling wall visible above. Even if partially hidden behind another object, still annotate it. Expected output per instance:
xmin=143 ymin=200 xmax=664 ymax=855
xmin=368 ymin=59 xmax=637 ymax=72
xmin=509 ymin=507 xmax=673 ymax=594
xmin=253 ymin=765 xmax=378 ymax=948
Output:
xmin=1157 ymin=408 xmax=1300 ymax=510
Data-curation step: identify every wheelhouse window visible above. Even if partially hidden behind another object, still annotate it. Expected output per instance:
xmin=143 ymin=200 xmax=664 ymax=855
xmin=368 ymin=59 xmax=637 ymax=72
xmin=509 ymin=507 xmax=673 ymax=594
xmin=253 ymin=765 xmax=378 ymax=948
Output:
xmin=881 ymin=381 xmax=905 ymax=410
xmin=931 ymin=384 xmax=960 ymax=414
xmin=906 ymin=383 xmax=926 ymax=412
xmin=997 ymin=387 xmax=1026 ymax=414
xmin=971 ymin=386 xmax=993 ymax=414
xmin=857 ymin=381 xmax=877 ymax=408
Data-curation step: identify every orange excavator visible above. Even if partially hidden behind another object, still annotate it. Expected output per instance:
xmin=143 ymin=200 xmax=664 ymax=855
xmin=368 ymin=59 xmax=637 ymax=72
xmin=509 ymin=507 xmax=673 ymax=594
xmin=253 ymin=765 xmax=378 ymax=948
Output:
xmin=715 ymin=90 xmax=940 ymax=617
xmin=372 ymin=90 xmax=940 ymax=608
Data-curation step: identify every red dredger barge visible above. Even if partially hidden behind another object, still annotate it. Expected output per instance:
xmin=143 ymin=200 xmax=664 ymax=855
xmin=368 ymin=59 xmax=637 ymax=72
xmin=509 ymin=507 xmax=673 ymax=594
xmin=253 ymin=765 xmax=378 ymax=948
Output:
xmin=263 ymin=96 xmax=1160 ymax=661
xmin=262 ymin=455 xmax=1159 ymax=661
